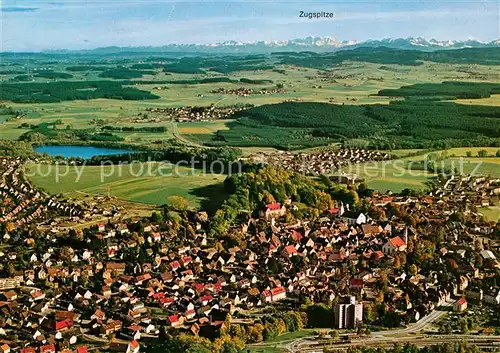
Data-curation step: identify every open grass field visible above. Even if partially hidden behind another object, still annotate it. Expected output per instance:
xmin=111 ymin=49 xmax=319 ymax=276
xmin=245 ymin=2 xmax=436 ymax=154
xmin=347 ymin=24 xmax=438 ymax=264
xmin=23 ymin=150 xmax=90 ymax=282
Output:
xmin=177 ymin=119 xmax=232 ymax=144
xmin=340 ymin=160 xmax=436 ymax=192
xmin=402 ymin=147 xmax=500 ymax=160
xmin=27 ymin=162 xmax=227 ymax=210
xmin=478 ymin=206 xmax=500 ymax=222
xmin=455 ymin=94 xmax=500 ymax=106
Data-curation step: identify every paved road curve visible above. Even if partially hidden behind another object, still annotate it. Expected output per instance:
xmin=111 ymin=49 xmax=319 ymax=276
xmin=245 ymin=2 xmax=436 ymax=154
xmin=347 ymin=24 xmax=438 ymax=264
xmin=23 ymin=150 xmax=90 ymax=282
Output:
xmin=284 ymin=299 xmax=456 ymax=353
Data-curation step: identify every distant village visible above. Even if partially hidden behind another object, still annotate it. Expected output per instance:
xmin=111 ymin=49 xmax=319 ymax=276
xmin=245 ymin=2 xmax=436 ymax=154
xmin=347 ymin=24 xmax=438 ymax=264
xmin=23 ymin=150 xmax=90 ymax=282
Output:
xmin=0 ymin=156 xmax=499 ymax=353
xmin=246 ymin=149 xmax=392 ymax=176
xmin=210 ymin=87 xmax=287 ymax=96
xmin=143 ymin=105 xmax=251 ymax=123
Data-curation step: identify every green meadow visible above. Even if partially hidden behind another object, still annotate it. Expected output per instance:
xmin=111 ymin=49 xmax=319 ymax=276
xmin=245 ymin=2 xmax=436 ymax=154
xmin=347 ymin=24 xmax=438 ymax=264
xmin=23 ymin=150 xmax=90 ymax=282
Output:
xmin=27 ymin=162 xmax=227 ymax=210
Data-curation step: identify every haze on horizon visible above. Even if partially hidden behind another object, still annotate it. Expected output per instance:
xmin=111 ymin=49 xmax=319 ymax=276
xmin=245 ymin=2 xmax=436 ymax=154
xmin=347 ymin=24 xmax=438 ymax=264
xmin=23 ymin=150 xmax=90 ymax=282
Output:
xmin=1 ymin=0 xmax=499 ymax=52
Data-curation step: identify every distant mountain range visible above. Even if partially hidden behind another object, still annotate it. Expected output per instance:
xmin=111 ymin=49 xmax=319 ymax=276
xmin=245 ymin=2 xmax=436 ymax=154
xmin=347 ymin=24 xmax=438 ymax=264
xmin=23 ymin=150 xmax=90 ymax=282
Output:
xmin=47 ymin=36 xmax=500 ymax=54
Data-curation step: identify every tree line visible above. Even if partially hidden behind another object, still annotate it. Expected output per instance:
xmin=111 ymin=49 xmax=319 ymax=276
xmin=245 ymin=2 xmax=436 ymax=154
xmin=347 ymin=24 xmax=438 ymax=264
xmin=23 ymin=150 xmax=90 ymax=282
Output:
xmin=0 ymin=80 xmax=159 ymax=103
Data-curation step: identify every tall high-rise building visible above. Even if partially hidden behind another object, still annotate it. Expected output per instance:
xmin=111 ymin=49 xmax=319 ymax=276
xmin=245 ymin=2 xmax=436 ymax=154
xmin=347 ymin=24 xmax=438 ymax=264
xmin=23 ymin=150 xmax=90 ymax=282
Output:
xmin=334 ymin=296 xmax=363 ymax=329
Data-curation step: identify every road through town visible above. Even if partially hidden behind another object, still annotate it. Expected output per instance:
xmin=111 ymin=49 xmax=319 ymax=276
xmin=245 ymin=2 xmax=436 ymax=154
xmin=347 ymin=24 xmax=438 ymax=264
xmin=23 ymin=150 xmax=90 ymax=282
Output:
xmin=263 ymin=300 xmax=466 ymax=353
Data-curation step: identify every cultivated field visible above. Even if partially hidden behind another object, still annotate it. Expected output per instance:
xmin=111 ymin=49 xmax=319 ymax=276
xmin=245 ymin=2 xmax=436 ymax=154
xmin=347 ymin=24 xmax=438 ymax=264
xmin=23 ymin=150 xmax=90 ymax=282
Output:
xmin=27 ymin=162 xmax=227 ymax=210
xmin=455 ymin=94 xmax=500 ymax=106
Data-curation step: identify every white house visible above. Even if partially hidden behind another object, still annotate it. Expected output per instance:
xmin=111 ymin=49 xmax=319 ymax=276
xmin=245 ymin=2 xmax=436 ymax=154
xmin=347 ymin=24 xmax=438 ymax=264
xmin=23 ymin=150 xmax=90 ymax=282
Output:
xmin=341 ymin=211 xmax=366 ymax=225
xmin=382 ymin=236 xmax=407 ymax=255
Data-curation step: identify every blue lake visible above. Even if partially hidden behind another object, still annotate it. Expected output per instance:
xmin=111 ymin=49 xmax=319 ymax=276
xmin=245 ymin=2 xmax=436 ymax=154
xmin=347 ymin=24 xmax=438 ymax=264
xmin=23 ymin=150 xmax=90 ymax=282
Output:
xmin=35 ymin=145 xmax=136 ymax=159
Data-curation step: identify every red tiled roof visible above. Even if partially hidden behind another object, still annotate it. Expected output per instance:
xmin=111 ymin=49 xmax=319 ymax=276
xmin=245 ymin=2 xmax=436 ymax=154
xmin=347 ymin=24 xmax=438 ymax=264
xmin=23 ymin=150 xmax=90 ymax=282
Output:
xmin=290 ymin=230 xmax=303 ymax=242
xmin=76 ymin=346 xmax=88 ymax=353
xmin=283 ymin=245 xmax=297 ymax=255
xmin=153 ymin=292 xmax=165 ymax=299
xmin=350 ymin=278 xmax=364 ymax=288
xmin=265 ymin=202 xmax=281 ymax=211
xmin=40 ymin=344 xmax=56 ymax=353
xmin=55 ymin=319 xmax=73 ymax=331
xmin=21 ymin=349 xmax=36 ymax=353
xmin=271 ymin=286 xmax=286 ymax=296
xmin=457 ymin=297 xmax=467 ymax=305
xmin=389 ymin=236 xmax=406 ymax=248
xmin=159 ymin=297 xmax=175 ymax=305
xmin=200 ymin=295 xmax=213 ymax=302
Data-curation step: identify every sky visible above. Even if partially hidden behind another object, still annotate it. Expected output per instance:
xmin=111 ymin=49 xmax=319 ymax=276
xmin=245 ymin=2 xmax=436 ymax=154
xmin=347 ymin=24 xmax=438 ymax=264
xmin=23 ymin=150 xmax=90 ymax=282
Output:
xmin=1 ymin=0 xmax=499 ymax=51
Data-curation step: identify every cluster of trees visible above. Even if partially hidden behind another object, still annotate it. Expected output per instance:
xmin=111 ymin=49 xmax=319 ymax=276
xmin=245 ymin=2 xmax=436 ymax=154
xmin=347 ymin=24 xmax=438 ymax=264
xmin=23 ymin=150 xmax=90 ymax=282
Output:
xmin=244 ymin=311 xmax=305 ymax=342
xmin=196 ymin=56 xmax=272 ymax=74
xmin=465 ymin=149 xmax=500 ymax=157
xmin=87 ymin=132 xmax=125 ymax=142
xmin=239 ymin=78 xmax=274 ymax=84
xmin=102 ymin=125 xmax=168 ymax=133
xmin=158 ymin=77 xmax=272 ymax=85
xmin=219 ymin=99 xmax=500 ymax=149
xmin=95 ymin=78 xmax=263 ymax=85
xmin=148 ymin=331 xmax=245 ymax=353
xmin=66 ymin=65 xmax=107 ymax=71
xmin=0 ymin=69 xmax=27 ymax=75
xmin=164 ymin=77 xmax=234 ymax=84
xmin=35 ymin=71 xmax=74 ymax=79
xmin=147 ymin=310 xmax=305 ymax=352
xmin=161 ymin=55 xmax=274 ymax=74
xmin=163 ymin=59 xmax=207 ymax=74
xmin=12 ymin=75 xmax=33 ymax=82
xmin=80 ymin=145 xmax=242 ymax=168
xmin=210 ymin=167 xmax=336 ymax=236
xmin=0 ymin=80 xmax=160 ymax=103
xmin=0 ymin=104 xmax=22 ymax=119
xmin=18 ymin=123 xmax=126 ymax=143
xmin=0 ymin=140 xmax=36 ymax=157
xmin=130 ymin=63 xmax=163 ymax=70
xmin=98 ymin=68 xmax=157 ymax=79
xmin=378 ymin=81 xmax=500 ymax=100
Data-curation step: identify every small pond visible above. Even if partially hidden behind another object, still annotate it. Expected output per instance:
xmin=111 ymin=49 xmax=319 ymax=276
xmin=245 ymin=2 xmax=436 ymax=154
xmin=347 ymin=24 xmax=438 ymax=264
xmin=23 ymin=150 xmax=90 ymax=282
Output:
xmin=35 ymin=145 xmax=136 ymax=159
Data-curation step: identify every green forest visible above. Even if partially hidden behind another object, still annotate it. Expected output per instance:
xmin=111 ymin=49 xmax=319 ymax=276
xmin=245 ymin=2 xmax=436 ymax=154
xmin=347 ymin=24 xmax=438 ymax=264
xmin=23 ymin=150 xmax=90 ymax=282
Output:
xmin=378 ymin=81 xmax=500 ymax=99
xmin=0 ymin=80 xmax=159 ymax=103
xmin=35 ymin=71 xmax=74 ymax=79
